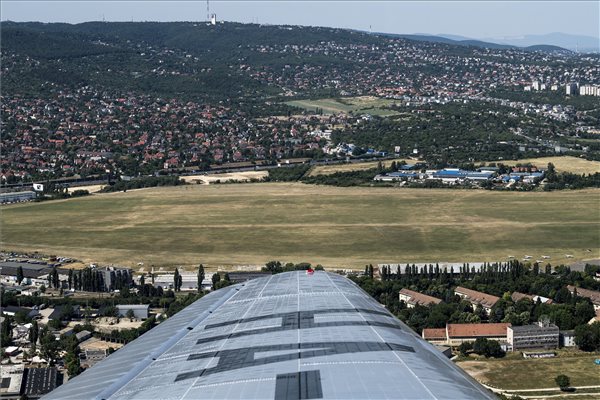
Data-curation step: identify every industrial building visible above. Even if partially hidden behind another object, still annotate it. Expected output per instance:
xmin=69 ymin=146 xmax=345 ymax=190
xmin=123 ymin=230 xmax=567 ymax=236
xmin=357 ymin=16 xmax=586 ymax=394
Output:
xmin=0 ymin=305 xmax=39 ymax=319
xmin=373 ymin=171 xmax=420 ymax=182
xmin=21 ymin=368 xmax=59 ymax=399
xmin=0 ymin=261 xmax=54 ymax=287
xmin=43 ymin=271 xmax=496 ymax=399
xmin=559 ymin=330 xmax=577 ymax=347
xmin=116 ymin=304 xmax=149 ymax=319
xmin=0 ymin=191 xmax=36 ymax=204
xmin=0 ymin=364 xmax=24 ymax=399
xmin=81 ymin=349 xmax=108 ymax=369
xmin=48 ymin=305 xmax=81 ymax=321
xmin=429 ymin=169 xmax=495 ymax=184
xmin=373 ymin=168 xmax=496 ymax=185
xmin=507 ymin=320 xmax=559 ymax=351
xmin=0 ymin=365 xmax=58 ymax=399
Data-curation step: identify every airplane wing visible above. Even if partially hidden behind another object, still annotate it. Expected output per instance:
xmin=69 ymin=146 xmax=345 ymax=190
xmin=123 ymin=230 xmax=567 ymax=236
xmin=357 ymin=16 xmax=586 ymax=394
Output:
xmin=43 ymin=271 xmax=496 ymax=399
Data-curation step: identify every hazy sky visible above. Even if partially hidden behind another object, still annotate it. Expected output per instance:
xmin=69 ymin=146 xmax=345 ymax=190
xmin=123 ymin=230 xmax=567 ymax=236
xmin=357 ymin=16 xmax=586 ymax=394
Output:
xmin=2 ymin=1 xmax=599 ymax=39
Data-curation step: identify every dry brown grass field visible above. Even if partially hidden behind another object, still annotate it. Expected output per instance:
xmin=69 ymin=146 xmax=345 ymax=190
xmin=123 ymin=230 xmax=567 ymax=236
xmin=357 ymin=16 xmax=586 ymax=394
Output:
xmin=66 ymin=184 xmax=106 ymax=193
xmin=1 ymin=183 xmax=598 ymax=269
xmin=180 ymin=171 xmax=268 ymax=184
xmin=482 ymin=156 xmax=600 ymax=174
xmin=286 ymin=96 xmax=399 ymax=116
xmin=310 ymin=156 xmax=599 ymax=177
xmin=307 ymin=160 xmax=411 ymax=176
xmin=457 ymin=352 xmax=600 ymax=391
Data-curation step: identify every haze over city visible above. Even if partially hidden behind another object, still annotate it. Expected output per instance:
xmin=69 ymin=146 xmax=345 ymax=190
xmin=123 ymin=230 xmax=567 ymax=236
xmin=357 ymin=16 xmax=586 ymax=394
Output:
xmin=2 ymin=1 xmax=599 ymax=48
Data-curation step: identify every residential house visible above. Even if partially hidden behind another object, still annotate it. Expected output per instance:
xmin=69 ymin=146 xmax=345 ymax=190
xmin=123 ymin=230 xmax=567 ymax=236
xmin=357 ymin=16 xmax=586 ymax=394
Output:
xmin=511 ymin=291 xmax=553 ymax=304
xmin=421 ymin=328 xmax=447 ymax=345
xmin=559 ymin=330 xmax=576 ymax=347
xmin=454 ymin=286 xmax=500 ymax=315
xmin=446 ymin=323 xmax=511 ymax=347
xmin=566 ymin=286 xmax=600 ymax=310
xmin=399 ymin=289 xmax=442 ymax=308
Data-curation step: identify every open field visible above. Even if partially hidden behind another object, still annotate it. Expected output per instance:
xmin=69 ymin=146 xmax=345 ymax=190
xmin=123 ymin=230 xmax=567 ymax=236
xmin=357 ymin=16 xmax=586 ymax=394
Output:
xmin=307 ymin=160 xmax=410 ymax=176
xmin=457 ymin=353 xmax=600 ymax=391
xmin=80 ymin=337 xmax=123 ymax=352
xmin=180 ymin=171 xmax=268 ymax=184
xmin=480 ymin=156 xmax=600 ymax=175
xmin=1 ymin=183 xmax=599 ymax=269
xmin=66 ymin=184 xmax=106 ymax=193
xmin=286 ymin=96 xmax=399 ymax=116
xmin=309 ymin=156 xmax=600 ymax=177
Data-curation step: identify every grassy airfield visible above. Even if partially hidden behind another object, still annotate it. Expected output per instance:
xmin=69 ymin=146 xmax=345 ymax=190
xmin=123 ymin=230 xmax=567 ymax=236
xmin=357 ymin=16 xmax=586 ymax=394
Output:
xmin=309 ymin=156 xmax=600 ymax=176
xmin=286 ymin=96 xmax=399 ymax=116
xmin=457 ymin=351 xmax=600 ymax=392
xmin=481 ymin=156 xmax=600 ymax=175
xmin=1 ymin=183 xmax=599 ymax=269
xmin=307 ymin=160 xmax=410 ymax=176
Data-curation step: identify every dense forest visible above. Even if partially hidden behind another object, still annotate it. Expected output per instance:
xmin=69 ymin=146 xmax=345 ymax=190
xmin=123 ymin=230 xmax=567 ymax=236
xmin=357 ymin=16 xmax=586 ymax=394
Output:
xmin=1 ymin=21 xmax=377 ymax=102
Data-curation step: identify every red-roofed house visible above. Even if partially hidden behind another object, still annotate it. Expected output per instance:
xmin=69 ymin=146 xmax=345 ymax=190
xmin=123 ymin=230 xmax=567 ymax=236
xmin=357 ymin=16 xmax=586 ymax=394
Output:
xmin=511 ymin=292 xmax=553 ymax=305
xmin=422 ymin=328 xmax=447 ymax=345
xmin=455 ymin=286 xmax=500 ymax=315
xmin=567 ymin=285 xmax=600 ymax=311
xmin=399 ymin=289 xmax=442 ymax=308
xmin=446 ymin=323 xmax=511 ymax=346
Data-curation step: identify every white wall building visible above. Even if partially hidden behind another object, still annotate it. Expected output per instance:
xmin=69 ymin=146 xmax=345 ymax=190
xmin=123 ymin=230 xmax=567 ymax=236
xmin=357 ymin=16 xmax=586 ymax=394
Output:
xmin=580 ymin=85 xmax=600 ymax=96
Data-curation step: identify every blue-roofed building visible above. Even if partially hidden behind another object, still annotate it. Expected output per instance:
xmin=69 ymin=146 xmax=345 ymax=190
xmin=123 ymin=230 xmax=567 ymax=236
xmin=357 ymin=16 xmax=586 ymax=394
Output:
xmin=523 ymin=172 xmax=545 ymax=183
xmin=502 ymin=171 xmax=544 ymax=184
xmin=429 ymin=168 xmax=494 ymax=184
xmin=464 ymin=171 xmax=495 ymax=180
xmin=503 ymin=175 xmax=521 ymax=182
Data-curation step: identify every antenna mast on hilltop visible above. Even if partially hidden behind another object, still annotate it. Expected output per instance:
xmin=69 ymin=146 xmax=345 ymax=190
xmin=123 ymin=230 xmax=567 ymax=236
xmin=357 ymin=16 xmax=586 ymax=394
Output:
xmin=206 ymin=0 xmax=210 ymax=22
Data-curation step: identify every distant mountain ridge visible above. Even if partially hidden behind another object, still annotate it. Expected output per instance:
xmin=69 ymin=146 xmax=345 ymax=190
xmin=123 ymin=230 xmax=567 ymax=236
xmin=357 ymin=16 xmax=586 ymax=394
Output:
xmin=378 ymin=32 xmax=573 ymax=53
xmin=481 ymin=32 xmax=600 ymax=53
xmin=435 ymin=32 xmax=599 ymax=53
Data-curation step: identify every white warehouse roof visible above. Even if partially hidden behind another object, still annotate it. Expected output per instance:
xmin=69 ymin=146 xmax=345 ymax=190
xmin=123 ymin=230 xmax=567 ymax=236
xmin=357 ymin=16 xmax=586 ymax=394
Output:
xmin=43 ymin=271 xmax=495 ymax=399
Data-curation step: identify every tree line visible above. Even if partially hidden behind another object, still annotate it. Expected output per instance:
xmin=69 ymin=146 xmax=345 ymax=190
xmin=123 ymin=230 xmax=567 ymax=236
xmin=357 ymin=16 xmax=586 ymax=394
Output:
xmin=100 ymin=176 xmax=184 ymax=192
xmin=352 ymin=261 xmax=600 ymax=352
